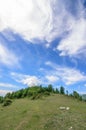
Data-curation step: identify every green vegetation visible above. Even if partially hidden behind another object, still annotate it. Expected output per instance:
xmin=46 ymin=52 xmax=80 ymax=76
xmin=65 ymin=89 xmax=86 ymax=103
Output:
xmin=59 ymin=86 xmax=65 ymax=94
xmin=0 ymin=85 xmax=85 ymax=107
xmin=0 ymin=96 xmax=4 ymax=103
xmin=2 ymin=99 xmax=12 ymax=107
xmin=0 ymin=94 xmax=86 ymax=130
xmin=0 ymin=85 xmax=86 ymax=129
xmin=4 ymin=84 xmax=55 ymax=100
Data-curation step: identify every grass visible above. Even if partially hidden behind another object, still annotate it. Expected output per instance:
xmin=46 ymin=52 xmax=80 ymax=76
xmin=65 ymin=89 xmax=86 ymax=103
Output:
xmin=0 ymin=94 xmax=86 ymax=130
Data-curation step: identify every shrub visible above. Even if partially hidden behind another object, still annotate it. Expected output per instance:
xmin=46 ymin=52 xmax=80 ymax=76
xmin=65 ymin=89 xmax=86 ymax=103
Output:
xmin=79 ymin=96 xmax=82 ymax=101
xmin=44 ymin=91 xmax=50 ymax=96
xmin=73 ymin=91 xmax=79 ymax=98
xmin=2 ymin=99 xmax=12 ymax=107
xmin=0 ymin=96 xmax=4 ymax=103
xmin=31 ymin=93 xmax=42 ymax=100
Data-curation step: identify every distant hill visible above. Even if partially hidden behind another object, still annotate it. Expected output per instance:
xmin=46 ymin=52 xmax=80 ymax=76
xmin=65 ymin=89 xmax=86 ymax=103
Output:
xmin=0 ymin=94 xmax=86 ymax=130
xmin=82 ymin=94 xmax=86 ymax=101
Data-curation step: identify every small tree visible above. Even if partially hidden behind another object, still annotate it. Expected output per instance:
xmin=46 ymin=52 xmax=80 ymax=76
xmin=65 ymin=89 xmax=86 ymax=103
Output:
xmin=47 ymin=84 xmax=53 ymax=92
xmin=79 ymin=96 xmax=82 ymax=101
xmin=55 ymin=88 xmax=59 ymax=94
xmin=5 ymin=92 xmax=11 ymax=99
xmin=66 ymin=90 xmax=68 ymax=96
xmin=2 ymin=99 xmax=12 ymax=107
xmin=0 ymin=96 xmax=4 ymax=103
xmin=60 ymin=86 xmax=65 ymax=94
xmin=22 ymin=88 xmax=28 ymax=97
xmin=73 ymin=91 xmax=79 ymax=99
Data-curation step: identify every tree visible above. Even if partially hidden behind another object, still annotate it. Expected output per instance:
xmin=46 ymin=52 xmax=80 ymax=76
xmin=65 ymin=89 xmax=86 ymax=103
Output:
xmin=2 ymin=99 xmax=12 ymax=107
xmin=15 ymin=89 xmax=24 ymax=98
xmin=47 ymin=84 xmax=54 ymax=92
xmin=5 ymin=92 xmax=11 ymax=99
xmin=73 ymin=91 xmax=79 ymax=99
xmin=66 ymin=90 xmax=68 ymax=96
xmin=73 ymin=91 xmax=82 ymax=101
xmin=22 ymin=88 xmax=28 ymax=97
xmin=0 ymin=96 xmax=4 ymax=103
xmin=55 ymin=88 xmax=59 ymax=93
xmin=78 ymin=96 xmax=82 ymax=101
xmin=60 ymin=86 xmax=65 ymax=94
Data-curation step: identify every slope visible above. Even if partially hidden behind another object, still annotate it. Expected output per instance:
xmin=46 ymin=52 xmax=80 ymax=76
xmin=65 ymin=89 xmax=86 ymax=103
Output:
xmin=0 ymin=94 xmax=86 ymax=130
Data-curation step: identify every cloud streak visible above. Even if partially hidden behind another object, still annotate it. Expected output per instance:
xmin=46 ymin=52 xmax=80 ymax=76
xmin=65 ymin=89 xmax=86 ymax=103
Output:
xmin=0 ymin=0 xmax=86 ymax=58
xmin=0 ymin=83 xmax=19 ymax=88
xmin=0 ymin=90 xmax=12 ymax=96
xmin=57 ymin=18 xmax=86 ymax=57
xmin=0 ymin=0 xmax=84 ymax=43
xmin=45 ymin=61 xmax=86 ymax=85
xmin=0 ymin=40 xmax=20 ymax=67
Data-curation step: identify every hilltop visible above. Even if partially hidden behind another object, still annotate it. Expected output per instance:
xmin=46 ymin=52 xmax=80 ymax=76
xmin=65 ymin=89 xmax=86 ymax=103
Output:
xmin=0 ymin=93 xmax=86 ymax=130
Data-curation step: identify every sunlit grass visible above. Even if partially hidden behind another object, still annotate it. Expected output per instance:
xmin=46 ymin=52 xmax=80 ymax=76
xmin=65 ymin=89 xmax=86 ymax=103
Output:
xmin=0 ymin=94 xmax=86 ymax=130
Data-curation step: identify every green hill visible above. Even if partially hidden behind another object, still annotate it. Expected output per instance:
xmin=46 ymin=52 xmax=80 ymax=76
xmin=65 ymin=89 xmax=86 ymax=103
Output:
xmin=0 ymin=94 xmax=86 ymax=130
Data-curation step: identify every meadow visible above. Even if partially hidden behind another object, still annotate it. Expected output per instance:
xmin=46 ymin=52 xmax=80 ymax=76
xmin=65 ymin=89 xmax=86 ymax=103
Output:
xmin=0 ymin=94 xmax=86 ymax=130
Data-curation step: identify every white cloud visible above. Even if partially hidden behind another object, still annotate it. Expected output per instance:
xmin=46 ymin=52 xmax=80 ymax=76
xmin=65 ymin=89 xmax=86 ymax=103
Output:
xmin=46 ymin=75 xmax=59 ymax=83
xmin=0 ymin=83 xmax=19 ymax=88
xmin=11 ymin=72 xmax=41 ymax=87
xmin=0 ymin=0 xmax=83 ymax=44
xmin=0 ymin=90 xmax=12 ymax=96
xmin=0 ymin=0 xmax=85 ymax=58
xmin=0 ymin=0 xmax=53 ymax=41
xmin=0 ymin=42 xmax=20 ymax=67
xmin=45 ymin=62 xmax=86 ymax=85
xmin=57 ymin=19 xmax=86 ymax=57
xmin=21 ymin=76 xmax=41 ymax=87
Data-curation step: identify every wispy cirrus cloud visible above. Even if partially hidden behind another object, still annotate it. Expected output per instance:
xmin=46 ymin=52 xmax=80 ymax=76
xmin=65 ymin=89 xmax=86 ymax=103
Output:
xmin=0 ymin=40 xmax=20 ymax=67
xmin=0 ymin=82 xmax=23 ymax=96
xmin=0 ymin=90 xmax=12 ymax=96
xmin=0 ymin=0 xmax=84 ymax=43
xmin=45 ymin=61 xmax=86 ymax=85
xmin=0 ymin=0 xmax=86 ymax=59
xmin=45 ymin=75 xmax=59 ymax=83
xmin=57 ymin=19 xmax=86 ymax=57
xmin=0 ymin=83 xmax=19 ymax=88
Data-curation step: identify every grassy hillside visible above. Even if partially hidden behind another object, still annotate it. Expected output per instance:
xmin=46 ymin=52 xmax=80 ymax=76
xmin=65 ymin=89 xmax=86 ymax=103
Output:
xmin=0 ymin=94 xmax=86 ymax=130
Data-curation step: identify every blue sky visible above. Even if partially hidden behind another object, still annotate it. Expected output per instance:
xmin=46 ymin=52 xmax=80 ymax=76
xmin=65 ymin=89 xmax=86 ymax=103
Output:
xmin=0 ymin=0 xmax=86 ymax=96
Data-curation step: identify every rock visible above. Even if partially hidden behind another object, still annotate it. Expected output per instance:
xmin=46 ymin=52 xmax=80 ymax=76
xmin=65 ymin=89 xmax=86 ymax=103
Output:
xmin=66 ymin=107 xmax=70 ymax=110
xmin=59 ymin=107 xmax=66 ymax=110
xmin=68 ymin=126 xmax=73 ymax=130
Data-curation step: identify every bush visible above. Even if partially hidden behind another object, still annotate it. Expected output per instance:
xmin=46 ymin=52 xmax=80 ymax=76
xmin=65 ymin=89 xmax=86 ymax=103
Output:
xmin=0 ymin=96 xmax=4 ymax=103
xmin=44 ymin=91 xmax=50 ymax=96
xmin=31 ymin=93 xmax=42 ymax=100
xmin=73 ymin=91 xmax=79 ymax=99
xmin=79 ymin=96 xmax=82 ymax=101
xmin=2 ymin=99 xmax=12 ymax=107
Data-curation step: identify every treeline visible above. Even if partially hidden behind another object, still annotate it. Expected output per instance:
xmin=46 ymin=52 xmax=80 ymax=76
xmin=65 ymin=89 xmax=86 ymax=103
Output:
xmin=0 ymin=85 xmax=85 ymax=106
xmin=0 ymin=84 xmax=58 ymax=101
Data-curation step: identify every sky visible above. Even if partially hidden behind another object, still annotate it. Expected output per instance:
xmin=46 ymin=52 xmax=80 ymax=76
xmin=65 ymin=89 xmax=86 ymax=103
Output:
xmin=0 ymin=0 xmax=86 ymax=96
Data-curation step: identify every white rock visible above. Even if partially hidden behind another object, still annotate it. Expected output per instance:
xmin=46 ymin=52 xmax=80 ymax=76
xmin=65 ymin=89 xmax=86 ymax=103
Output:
xmin=59 ymin=107 xmax=66 ymax=110
xmin=66 ymin=107 xmax=70 ymax=110
xmin=69 ymin=126 xmax=73 ymax=130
